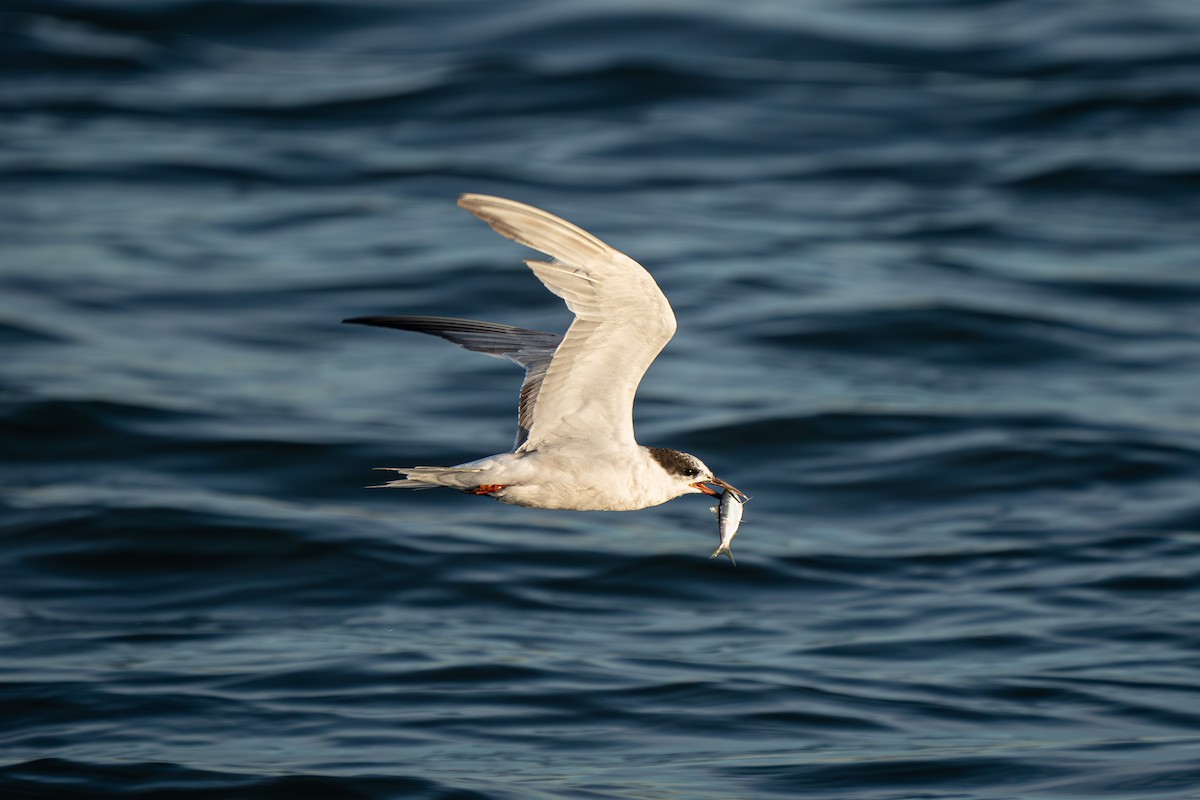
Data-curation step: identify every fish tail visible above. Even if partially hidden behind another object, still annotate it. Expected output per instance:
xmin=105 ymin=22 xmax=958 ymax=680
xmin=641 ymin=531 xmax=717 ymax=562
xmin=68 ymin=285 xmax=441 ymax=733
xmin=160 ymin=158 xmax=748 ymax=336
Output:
xmin=709 ymin=545 xmax=736 ymax=566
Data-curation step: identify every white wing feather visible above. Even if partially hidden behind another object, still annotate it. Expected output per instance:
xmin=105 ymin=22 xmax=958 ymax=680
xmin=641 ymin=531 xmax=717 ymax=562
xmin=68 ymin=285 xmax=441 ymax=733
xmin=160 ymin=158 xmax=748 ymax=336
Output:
xmin=457 ymin=194 xmax=677 ymax=451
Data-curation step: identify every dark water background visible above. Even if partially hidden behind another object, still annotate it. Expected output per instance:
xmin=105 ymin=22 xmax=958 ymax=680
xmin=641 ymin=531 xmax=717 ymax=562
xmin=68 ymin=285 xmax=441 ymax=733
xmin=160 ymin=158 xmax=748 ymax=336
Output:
xmin=4 ymin=1 xmax=1200 ymax=797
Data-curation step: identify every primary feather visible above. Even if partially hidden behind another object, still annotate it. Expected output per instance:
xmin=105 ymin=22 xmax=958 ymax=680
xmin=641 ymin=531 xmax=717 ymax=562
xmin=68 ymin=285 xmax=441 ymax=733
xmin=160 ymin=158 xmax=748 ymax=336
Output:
xmin=342 ymin=315 xmax=562 ymax=448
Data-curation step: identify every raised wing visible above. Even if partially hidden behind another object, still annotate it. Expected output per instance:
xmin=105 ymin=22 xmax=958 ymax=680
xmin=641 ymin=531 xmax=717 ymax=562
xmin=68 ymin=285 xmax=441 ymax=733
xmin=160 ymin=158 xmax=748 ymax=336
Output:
xmin=457 ymin=194 xmax=677 ymax=451
xmin=342 ymin=315 xmax=562 ymax=448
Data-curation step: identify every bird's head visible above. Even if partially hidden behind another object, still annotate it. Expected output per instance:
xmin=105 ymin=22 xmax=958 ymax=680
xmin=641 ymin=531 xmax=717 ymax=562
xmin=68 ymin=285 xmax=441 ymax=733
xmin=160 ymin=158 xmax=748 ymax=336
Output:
xmin=646 ymin=447 xmax=747 ymax=501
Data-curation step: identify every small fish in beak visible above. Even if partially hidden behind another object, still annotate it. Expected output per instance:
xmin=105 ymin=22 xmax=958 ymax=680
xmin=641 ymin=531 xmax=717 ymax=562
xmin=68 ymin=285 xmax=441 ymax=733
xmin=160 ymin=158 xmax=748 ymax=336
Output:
xmin=709 ymin=489 xmax=746 ymax=565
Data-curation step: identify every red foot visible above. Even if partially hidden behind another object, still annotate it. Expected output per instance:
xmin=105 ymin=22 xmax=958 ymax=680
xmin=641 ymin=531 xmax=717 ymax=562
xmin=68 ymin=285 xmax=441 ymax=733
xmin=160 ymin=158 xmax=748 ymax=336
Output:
xmin=466 ymin=484 xmax=508 ymax=495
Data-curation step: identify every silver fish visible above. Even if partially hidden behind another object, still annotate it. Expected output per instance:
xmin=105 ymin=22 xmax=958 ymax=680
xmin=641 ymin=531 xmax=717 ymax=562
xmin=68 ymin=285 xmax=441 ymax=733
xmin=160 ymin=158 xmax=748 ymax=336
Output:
xmin=709 ymin=489 xmax=745 ymax=565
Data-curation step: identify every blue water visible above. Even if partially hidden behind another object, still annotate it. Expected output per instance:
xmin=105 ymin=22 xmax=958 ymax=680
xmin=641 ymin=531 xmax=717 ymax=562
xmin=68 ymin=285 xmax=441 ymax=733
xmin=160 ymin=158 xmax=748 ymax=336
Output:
xmin=4 ymin=1 xmax=1200 ymax=797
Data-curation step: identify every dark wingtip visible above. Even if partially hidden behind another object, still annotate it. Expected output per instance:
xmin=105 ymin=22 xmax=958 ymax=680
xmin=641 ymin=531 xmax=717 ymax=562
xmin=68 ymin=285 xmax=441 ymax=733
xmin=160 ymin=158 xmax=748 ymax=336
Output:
xmin=343 ymin=316 xmax=403 ymax=328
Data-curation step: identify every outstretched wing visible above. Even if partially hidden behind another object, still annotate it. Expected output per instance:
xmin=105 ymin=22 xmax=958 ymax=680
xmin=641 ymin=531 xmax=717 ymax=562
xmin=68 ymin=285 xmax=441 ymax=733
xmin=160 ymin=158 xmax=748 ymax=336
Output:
xmin=342 ymin=315 xmax=562 ymax=448
xmin=456 ymin=194 xmax=677 ymax=451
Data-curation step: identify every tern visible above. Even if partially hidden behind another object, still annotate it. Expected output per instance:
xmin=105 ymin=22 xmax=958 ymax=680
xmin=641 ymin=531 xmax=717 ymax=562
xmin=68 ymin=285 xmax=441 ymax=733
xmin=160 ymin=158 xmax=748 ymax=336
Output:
xmin=344 ymin=194 xmax=747 ymax=512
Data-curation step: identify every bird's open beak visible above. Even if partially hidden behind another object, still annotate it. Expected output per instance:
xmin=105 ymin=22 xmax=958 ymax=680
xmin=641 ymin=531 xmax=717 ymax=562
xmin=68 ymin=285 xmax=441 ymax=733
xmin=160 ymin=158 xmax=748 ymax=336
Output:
xmin=692 ymin=477 xmax=749 ymax=500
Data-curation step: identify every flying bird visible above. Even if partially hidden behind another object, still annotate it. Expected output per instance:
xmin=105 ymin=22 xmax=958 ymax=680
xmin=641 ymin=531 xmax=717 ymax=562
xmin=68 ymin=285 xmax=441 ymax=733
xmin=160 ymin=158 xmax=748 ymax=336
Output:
xmin=344 ymin=194 xmax=746 ymax=512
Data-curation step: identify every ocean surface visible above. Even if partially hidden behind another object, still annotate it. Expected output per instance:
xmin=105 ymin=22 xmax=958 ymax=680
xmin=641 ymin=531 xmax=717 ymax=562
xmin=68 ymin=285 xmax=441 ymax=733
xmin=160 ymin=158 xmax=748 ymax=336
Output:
xmin=3 ymin=1 xmax=1200 ymax=797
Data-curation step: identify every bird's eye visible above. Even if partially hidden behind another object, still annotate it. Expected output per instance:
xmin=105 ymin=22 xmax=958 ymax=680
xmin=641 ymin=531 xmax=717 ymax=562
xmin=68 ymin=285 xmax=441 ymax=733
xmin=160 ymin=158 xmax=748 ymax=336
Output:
xmin=684 ymin=468 xmax=699 ymax=478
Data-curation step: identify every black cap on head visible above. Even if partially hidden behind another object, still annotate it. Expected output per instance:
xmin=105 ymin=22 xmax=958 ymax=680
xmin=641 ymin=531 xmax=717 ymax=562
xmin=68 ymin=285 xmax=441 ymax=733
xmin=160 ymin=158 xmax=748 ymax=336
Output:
xmin=647 ymin=447 xmax=701 ymax=479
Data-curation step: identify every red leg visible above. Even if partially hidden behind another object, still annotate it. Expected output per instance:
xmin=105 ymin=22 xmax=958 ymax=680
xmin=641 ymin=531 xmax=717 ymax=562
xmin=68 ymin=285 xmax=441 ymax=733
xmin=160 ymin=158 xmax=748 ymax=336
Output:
xmin=466 ymin=484 xmax=507 ymax=495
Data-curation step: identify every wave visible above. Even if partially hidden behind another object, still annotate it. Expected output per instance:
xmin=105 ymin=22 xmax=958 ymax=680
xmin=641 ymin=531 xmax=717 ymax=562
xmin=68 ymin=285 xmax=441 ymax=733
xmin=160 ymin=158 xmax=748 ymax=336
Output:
xmin=0 ymin=758 xmax=487 ymax=800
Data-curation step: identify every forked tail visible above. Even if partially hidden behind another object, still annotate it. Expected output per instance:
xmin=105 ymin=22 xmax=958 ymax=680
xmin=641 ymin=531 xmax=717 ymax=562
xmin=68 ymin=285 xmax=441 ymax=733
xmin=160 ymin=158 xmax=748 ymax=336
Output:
xmin=709 ymin=544 xmax=736 ymax=566
xmin=368 ymin=466 xmax=485 ymax=490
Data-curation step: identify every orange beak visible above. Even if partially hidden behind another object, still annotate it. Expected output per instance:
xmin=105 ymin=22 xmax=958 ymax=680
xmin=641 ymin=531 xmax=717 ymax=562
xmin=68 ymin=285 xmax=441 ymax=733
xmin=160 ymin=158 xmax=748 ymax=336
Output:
xmin=692 ymin=477 xmax=748 ymax=500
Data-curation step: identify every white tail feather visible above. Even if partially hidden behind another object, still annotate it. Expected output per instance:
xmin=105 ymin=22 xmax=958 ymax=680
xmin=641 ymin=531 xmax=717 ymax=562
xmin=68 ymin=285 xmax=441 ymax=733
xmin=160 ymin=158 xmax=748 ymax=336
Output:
xmin=369 ymin=466 xmax=486 ymax=490
xmin=368 ymin=479 xmax=440 ymax=490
